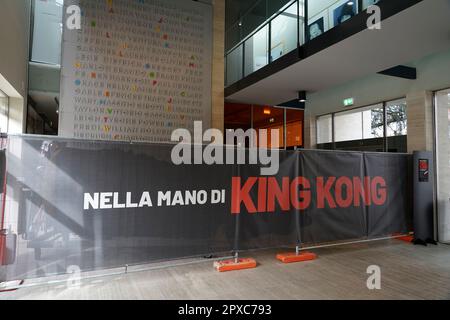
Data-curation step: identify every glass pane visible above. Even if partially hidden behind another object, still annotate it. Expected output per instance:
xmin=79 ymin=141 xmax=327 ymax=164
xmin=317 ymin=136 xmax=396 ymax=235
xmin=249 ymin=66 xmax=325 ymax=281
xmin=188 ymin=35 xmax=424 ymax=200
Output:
xmin=268 ymin=0 xmax=293 ymax=16
xmin=362 ymin=0 xmax=381 ymax=10
xmin=31 ymin=0 xmax=64 ymax=65
xmin=299 ymin=1 xmax=306 ymax=45
xmin=225 ymin=23 xmax=242 ymax=52
xmin=253 ymin=106 xmax=285 ymax=149
xmin=270 ymin=2 xmax=298 ymax=62
xmin=317 ymin=114 xmax=332 ymax=144
xmin=225 ymin=0 xmax=295 ymax=52
xmin=241 ymin=0 xmax=267 ymax=40
xmin=286 ymin=108 xmax=304 ymax=148
xmin=0 ymin=91 xmax=8 ymax=133
xmin=244 ymin=25 xmax=269 ymax=76
xmin=386 ymin=99 xmax=407 ymax=137
xmin=435 ymin=88 xmax=450 ymax=243
xmin=362 ymin=104 xmax=384 ymax=139
xmin=226 ymin=45 xmax=243 ymax=86
xmin=334 ymin=109 xmax=363 ymax=142
xmin=307 ymin=0 xmax=358 ymax=40
xmin=224 ymin=103 xmax=252 ymax=131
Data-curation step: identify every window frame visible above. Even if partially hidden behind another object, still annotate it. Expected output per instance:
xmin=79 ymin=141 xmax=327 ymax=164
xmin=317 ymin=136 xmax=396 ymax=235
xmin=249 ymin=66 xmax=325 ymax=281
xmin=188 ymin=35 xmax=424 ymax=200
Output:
xmin=316 ymin=97 xmax=408 ymax=152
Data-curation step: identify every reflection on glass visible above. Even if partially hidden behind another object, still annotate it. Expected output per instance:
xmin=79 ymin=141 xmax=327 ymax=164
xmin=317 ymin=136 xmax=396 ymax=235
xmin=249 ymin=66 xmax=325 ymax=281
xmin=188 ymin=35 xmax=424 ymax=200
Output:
xmin=332 ymin=1 xmax=357 ymax=27
xmin=308 ymin=0 xmax=329 ymax=41
xmin=270 ymin=2 xmax=298 ymax=62
xmin=253 ymin=106 xmax=285 ymax=149
xmin=244 ymin=26 xmax=269 ymax=76
xmin=308 ymin=19 xmax=324 ymax=40
xmin=334 ymin=109 xmax=363 ymax=142
xmin=225 ymin=23 xmax=241 ymax=53
xmin=317 ymin=114 xmax=332 ymax=144
xmin=226 ymin=45 xmax=243 ymax=86
xmin=307 ymin=0 xmax=359 ymax=40
xmin=31 ymin=0 xmax=64 ymax=65
xmin=224 ymin=103 xmax=304 ymax=149
xmin=386 ymin=99 xmax=407 ymax=137
xmin=224 ymin=103 xmax=252 ymax=131
xmin=241 ymin=0 xmax=267 ymax=43
xmin=286 ymin=108 xmax=304 ymax=149
xmin=225 ymin=0 xmax=295 ymax=52
xmin=362 ymin=104 xmax=384 ymax=139
xmin=435 ymin=88 xmax=450 ymax=243
xmin=386 ymin=98 xmax=407 ymax=153
xmin=225 ymin=0 xmax=366 ymax=85
xmin=0 ymin=90 xmax=8 ymax=133
xmin=362 ymin=0 xmax=381 ymax=10
xmin=334 ymin=104 xmax=386 ymax=142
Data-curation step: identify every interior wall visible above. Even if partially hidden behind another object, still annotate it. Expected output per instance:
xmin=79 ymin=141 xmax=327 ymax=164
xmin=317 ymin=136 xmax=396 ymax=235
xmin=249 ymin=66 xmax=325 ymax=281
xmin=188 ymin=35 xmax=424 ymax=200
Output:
xmin=58 ymin=0 xmax=213 ymax=142
xmin=212 ymin=0 xmax=226 ymax=132
xmin=0 ymin=0 xmax=31 ymax=133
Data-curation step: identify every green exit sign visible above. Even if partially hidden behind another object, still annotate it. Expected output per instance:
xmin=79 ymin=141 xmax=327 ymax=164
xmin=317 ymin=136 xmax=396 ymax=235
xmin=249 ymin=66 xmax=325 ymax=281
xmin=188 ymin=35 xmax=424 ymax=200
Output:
xmin=343 ymin=98 xmax=354 ymax=107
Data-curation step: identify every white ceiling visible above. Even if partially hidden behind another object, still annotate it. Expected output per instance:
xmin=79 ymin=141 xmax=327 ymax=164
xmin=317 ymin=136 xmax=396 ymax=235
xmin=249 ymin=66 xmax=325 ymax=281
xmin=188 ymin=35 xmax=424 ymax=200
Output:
xmin=226 ymin=0 xmax=450 ymax=106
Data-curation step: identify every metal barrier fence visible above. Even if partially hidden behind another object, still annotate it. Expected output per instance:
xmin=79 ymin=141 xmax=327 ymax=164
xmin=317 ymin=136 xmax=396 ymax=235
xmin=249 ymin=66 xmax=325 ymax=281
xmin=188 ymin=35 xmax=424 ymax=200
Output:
xmin=1 ymin=135 xmax=412 ymax=282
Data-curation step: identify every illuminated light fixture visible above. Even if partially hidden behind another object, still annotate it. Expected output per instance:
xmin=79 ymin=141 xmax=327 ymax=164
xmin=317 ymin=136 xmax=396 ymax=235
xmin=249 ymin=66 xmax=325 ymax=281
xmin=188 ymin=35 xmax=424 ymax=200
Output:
xmin=263 ymin=108 xmax=271 ymax=115
xmin=347 ymin=1 xmax=354 ymax=5
xmin=238 ymin=21 xmax=242 ymax=27
xmin=298 ymin=90 xmax=307 ymax=103
xmin=343 ymin=97 xmax=354 ymax=107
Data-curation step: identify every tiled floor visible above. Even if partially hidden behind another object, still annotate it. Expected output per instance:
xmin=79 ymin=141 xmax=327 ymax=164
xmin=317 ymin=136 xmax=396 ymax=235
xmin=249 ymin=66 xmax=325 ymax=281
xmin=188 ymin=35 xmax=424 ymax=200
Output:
xmin=1 ymin=239 xmax=450 ymax=300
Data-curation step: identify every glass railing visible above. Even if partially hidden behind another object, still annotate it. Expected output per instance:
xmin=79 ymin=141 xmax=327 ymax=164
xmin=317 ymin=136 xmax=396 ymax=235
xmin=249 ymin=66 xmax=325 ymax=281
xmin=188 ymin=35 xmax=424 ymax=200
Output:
xmin=225 ymin=0 xmax=380 ymax=87
xmin=31 ymin=0 xmax=64 ymax=66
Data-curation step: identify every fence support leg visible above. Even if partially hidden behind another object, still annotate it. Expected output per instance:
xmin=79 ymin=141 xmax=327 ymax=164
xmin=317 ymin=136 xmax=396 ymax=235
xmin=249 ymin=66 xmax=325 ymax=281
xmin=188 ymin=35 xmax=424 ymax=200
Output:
xmin=276 ymin=211 xmax=317 ymax=264
xmin=276 ymin=247 xmax=317 ymax=264
xmin=214 ymin=165 xmax=257 ymax=272
xmin=213 ymin=250 xmax=257 ymax=273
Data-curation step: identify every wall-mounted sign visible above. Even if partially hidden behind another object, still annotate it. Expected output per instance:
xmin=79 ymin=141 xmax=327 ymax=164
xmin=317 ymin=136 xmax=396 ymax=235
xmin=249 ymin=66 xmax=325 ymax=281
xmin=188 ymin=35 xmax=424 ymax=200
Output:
xmin=59 ymin=0 xmax=213 ymax=143
xmin=343 ymin=97 xmax=355 ymax=107
xmin=418 ymin=159 xmax=429 ymax=182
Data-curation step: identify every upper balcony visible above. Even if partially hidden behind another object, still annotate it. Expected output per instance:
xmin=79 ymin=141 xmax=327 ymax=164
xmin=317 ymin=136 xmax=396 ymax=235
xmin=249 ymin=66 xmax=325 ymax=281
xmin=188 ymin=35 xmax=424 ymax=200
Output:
xmin=224 ymin=0 xmax=450 ymax=106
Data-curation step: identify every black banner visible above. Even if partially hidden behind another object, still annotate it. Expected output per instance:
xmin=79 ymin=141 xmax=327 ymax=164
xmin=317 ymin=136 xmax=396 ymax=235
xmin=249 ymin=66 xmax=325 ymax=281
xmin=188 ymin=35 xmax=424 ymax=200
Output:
xmin=0 ymin=136 xmax=412 ymax=281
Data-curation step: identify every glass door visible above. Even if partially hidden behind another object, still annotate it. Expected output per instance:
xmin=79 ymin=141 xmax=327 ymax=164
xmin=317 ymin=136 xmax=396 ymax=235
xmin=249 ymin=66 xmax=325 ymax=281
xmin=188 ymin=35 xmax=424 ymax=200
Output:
xmin=435 ymin=88 xmax=450 ymax=243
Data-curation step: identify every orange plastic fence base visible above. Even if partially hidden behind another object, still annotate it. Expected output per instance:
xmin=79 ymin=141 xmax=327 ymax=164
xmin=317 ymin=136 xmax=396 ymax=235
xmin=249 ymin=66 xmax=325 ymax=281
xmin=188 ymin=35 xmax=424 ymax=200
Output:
xmin=276 ymin=251 xmax=317 ymax=264
xmin=214 ymin=258 xmax=257 ymax=272
xmin=392 ymin=233 xmax=414 ymax=243
xmin=396 ymin=235 xmax=414 ymax=243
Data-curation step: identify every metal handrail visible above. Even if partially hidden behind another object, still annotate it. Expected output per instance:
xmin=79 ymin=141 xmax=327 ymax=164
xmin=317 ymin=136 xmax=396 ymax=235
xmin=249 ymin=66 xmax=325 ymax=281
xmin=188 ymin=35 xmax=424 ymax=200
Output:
xmin=225 ymin=0 xmax=367 ymax=86
xmin=225 ymin=0 xmax=300 ymax=56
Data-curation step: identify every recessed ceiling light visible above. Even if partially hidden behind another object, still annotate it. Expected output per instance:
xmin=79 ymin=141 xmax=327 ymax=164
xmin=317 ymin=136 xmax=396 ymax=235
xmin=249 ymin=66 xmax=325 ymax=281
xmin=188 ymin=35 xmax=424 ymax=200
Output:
xmin=298 ymin=90 xmax=307 ymax=103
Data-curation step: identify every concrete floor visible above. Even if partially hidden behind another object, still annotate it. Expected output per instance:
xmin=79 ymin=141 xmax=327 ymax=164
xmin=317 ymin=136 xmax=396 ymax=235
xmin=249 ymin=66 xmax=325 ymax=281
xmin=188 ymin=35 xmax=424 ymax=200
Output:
xmin=1 ymin=239 xmax=450 ymax=300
